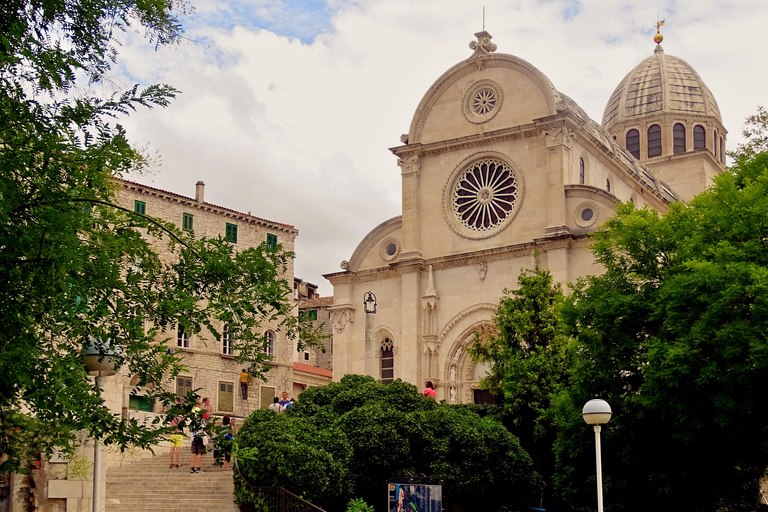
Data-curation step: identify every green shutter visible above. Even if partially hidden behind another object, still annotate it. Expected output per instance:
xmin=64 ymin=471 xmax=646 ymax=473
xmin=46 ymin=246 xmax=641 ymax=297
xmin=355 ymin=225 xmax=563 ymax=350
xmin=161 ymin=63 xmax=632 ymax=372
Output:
xmin=226 ymin=223 xmax=238 ymax=243
xmin=134 ymin=200 xmax=146 ymax=215
xmin=183 ymin=213 xmax=193 ymax=232
xmin=267 ymin=233 xmax=277 ymax=249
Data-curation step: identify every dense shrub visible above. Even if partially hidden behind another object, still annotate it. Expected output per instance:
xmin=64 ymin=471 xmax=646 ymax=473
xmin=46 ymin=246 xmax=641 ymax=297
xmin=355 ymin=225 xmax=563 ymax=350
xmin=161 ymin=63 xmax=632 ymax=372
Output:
xmin=235 ymin=374 xmax=539 ymax=511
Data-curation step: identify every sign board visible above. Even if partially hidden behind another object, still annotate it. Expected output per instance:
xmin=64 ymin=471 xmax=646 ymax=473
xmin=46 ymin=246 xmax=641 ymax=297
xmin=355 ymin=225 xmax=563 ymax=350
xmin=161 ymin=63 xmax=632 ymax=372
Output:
xmin=388 ymin=483 xmax=442 ymax=512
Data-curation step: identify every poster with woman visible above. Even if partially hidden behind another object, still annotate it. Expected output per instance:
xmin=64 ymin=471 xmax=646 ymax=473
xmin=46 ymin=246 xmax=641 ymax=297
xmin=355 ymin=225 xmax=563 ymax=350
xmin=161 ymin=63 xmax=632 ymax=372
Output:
xmin=388 ymin=483 xmax=442 ymax=512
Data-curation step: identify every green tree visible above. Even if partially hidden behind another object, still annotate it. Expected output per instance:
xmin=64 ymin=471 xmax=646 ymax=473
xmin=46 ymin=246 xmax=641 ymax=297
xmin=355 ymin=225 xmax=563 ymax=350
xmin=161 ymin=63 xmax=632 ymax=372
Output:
xmin=468 ymin=266 xmax=570 ymax=509
xmin=0 ymin=0 xmax=320 ymax=471
xmin=236 ymin=375 xmax=539 ymax=512
xmin=553 ymin=111 xmax=768 ymax=511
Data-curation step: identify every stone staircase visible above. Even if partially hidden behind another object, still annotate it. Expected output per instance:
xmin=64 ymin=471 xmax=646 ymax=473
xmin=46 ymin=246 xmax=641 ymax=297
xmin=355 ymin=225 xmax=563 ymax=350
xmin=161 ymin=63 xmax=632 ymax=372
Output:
xmin=105 ymin=444 xmax=238 ymax=512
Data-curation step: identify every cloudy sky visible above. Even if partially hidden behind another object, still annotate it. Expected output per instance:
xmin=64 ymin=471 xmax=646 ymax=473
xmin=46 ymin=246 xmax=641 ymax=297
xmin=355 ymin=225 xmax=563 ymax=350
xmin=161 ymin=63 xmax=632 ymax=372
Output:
xmin=116 ymin=0 xmax=768 ymax=294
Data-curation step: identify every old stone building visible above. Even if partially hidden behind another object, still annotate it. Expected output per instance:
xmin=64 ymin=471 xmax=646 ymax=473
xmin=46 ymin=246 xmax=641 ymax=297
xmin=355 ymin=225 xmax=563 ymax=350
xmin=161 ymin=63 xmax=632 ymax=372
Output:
xmin=116 ymin=179 xmax=305 ymax=417
xmin=325 ymin=31 xmax=726 ymax=403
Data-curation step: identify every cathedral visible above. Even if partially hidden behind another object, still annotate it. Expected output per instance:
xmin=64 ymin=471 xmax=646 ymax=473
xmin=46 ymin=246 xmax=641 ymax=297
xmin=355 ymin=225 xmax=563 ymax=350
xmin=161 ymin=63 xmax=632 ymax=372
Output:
xmin=324 ymin=30 xmax=727 ymax=402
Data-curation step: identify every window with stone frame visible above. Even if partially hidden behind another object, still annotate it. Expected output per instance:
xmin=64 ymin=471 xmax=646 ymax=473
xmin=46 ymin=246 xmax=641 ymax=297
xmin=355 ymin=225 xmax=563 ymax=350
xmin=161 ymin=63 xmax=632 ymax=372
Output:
xmin=673 ymin=123 xmax=686 ymax=154
xmin=264 ymin=330 xmax=275 ymax=357
xmin=380 ymin=338 xmax=394 ymax=384
xmin=648 ymin=125 xmax=662 ymax=157
xmin=626 ymin=129 xmax=640 ymax=159
xmin=176 ymin=376 xmax=193 ymax=398
xmin=218 ymin=382 xmax=234 ymax=412
xmin=693 ymin=125 xmax=706 ymax=150
xmin=579 ymin=158 xmax=585 ymax=184
xmin=176 ymin=324 xmax=189 ymax=348
xmin=222 ymin=324 xmax=235 ymax=356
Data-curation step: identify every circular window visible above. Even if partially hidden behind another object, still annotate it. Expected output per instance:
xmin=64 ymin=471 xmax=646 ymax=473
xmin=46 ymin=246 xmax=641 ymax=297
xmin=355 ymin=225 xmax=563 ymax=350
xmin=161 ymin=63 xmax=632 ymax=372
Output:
xmin=472 ymin=88 xmax=497 ymax=115
xmin=462 ymin=79 xmax=503 ymax=124
xmin=444 ymin=155 xmax=524 ymax=240
xmin=379 ymin=238 xmax=400 ymax=262
xmin=575 ymin=202 xmax=599 ymax=229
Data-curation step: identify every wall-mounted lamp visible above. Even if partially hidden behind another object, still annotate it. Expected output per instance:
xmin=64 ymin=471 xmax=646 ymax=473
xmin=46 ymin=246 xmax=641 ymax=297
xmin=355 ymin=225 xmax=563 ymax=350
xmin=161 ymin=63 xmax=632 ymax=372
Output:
xmin=363 ymin=292 xmax=377 ymax=314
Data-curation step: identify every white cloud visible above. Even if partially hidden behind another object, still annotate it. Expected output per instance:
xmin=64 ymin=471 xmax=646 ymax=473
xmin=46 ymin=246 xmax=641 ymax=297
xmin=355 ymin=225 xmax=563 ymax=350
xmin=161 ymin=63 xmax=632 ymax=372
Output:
xmin=115 ymin=0 xmax=768 ymax=293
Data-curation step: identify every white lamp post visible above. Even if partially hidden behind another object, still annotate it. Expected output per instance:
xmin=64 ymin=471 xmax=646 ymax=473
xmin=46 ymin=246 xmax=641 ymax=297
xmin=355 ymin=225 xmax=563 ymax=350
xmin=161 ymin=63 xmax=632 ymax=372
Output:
xmin=82 ymin=337 xmax=123 ymax=512
xmin=582 ymin=398 xmax=612 ymax=512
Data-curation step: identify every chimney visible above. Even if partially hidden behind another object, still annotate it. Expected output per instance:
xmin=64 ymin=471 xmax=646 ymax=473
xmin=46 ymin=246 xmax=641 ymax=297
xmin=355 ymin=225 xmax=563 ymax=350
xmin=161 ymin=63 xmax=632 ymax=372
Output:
xmin=195 ymin=181 xmax=205 ymax=203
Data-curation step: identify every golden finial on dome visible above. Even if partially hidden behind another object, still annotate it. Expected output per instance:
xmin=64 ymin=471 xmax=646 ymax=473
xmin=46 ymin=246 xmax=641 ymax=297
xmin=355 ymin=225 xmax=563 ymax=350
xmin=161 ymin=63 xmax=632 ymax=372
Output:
xmin=654 ymin=17 xmax=665 ymax=44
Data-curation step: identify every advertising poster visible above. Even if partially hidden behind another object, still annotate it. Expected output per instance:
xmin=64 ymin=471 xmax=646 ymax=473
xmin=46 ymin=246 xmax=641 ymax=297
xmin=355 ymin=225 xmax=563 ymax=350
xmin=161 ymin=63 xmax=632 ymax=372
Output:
xmin=388 ymin=483 xmax=442 ymax=512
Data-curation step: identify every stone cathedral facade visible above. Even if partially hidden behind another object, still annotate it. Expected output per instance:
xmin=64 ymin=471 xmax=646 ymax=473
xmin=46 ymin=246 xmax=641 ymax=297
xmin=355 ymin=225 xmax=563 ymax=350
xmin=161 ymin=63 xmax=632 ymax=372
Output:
xmin=325 ymin=31 xmax=727 ymax=402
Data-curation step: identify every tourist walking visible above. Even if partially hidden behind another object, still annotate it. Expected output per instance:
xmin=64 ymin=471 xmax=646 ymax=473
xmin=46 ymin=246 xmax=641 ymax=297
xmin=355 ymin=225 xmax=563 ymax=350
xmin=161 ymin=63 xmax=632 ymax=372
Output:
xmin=268 ymin=397 xmax=283 ymax=413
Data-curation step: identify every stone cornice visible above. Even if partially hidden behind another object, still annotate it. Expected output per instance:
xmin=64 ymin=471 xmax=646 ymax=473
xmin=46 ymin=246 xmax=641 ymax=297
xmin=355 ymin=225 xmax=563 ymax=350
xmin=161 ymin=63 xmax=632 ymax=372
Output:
xmin=118 ymin=179 xmax=298 ymax=235
xmin=390 ymin=123 xmax=539 ymax=159
xmin=325 ymin=235 xmax=594 ymax=286
xmin=564 ymin=184 xmax=621 ymax=204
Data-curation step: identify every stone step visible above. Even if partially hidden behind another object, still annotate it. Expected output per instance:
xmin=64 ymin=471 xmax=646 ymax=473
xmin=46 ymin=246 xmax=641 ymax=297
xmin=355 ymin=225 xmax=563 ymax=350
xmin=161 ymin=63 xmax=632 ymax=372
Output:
xmin=105 ymin=444 xmax=239 ymax=511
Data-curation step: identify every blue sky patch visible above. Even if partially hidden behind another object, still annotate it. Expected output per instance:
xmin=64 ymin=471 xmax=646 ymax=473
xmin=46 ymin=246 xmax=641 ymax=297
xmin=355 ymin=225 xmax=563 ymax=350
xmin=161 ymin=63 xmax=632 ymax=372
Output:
xmin=185 ymin=0 xmax=334 ymax=44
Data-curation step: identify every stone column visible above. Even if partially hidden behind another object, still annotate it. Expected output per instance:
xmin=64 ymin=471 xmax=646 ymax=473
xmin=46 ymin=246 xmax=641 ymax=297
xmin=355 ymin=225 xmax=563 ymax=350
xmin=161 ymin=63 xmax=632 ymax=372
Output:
xmin=398 ymin=155 xmax=422 ymax=260
xmin=542 ymin=122 xmax=574 ymax=236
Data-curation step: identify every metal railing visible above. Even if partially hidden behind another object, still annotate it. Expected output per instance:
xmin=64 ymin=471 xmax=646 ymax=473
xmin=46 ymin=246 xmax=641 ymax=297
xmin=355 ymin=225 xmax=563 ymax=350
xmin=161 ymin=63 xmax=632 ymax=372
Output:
xmin=238 ymin=486 xmax=326 ymax=512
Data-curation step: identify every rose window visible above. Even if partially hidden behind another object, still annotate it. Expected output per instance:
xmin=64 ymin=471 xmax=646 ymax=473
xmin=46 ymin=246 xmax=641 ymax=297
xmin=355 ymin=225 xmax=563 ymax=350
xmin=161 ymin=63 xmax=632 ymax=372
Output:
xmin=453 ymin=159 xmax=518 ymax=231
xmin=472 ymin=88 xmax=497 ymax=115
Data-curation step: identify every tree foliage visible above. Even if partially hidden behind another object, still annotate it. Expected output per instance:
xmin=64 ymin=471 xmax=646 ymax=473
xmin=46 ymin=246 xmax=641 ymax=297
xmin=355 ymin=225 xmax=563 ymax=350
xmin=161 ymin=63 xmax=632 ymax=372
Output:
xmin=552 ymin=111 xmax=768 ymax=511
xmin=468 ymin=266 xmax=570 ymax=508
xmin=235 ymin=375 xmax=540 ymax=512
xmin=0 ymin=0 xmax=320 ymax=472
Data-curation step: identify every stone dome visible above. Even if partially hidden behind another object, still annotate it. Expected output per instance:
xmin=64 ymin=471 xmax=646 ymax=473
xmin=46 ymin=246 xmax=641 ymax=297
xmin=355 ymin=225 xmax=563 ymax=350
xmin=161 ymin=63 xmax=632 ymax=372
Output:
xmin=602 ymin=45 xmax=722 ymax=131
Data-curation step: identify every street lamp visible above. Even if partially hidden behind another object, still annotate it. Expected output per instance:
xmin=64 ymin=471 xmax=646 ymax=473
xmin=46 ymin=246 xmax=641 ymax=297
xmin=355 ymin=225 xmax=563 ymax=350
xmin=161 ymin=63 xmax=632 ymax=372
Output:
xmin=582 ymin=398 xmax=612 ymax=512
xmin=363 ymin=291 xmax=377 ymax=314
xmin=82 ymin=337 xmax=123 ymax=512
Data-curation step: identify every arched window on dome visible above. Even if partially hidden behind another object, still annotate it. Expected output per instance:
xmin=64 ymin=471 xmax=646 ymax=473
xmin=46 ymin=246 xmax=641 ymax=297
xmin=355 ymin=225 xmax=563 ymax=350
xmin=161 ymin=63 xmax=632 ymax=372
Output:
xmin=626 ymin=129 xmax=640 ymax=159
xmin=673 ymin=123 xmax=686 ymax=155
xmin=380 ymin=338 xmax=394 ymax=384
xmin=693 ymin=125 xmax=706 ymax=150
xmin=714 ymin=130 xmax=718 ymax=157
xmin=579 ymin=158 xmax=585 ymax=184
xmin=720 ymin=137 xmax=725 ymax=163
xmin=648 ymin=125 xmax=662 ymax=157
xmin=606 ymin=179 xmax=611 ymax=192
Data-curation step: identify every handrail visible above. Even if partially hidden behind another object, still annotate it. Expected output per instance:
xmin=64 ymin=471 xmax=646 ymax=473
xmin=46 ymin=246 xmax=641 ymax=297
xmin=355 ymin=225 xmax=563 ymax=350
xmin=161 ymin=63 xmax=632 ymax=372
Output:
xmin=233 ymin=453 xmax=326 ymax=512
xmin=237 ymin=485 xmax=327 ymax=512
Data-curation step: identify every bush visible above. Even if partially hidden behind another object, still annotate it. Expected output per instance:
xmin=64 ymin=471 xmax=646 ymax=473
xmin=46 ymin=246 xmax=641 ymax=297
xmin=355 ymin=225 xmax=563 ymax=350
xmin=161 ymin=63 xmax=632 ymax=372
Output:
xmin=236 ymin=375 xmax=538 ymax=511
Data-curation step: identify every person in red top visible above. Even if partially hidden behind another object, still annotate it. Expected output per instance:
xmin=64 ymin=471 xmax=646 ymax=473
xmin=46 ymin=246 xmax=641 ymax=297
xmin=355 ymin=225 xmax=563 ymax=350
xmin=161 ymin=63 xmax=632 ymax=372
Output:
xmin=423 ymin=381 xmax=436 ymax=399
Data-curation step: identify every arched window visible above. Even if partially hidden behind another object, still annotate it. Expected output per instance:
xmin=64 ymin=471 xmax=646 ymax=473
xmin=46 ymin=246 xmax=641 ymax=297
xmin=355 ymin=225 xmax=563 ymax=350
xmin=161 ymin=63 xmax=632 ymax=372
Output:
xmin=693 ymin=125 xmax=706 ymax=150
xmin=626 ymin=129 xmax=640 ymax=159
xmin=380 ymin=338 xmax=394 ymax=384
xmin=579 ymin=158 xmax=585 ymax=184
xmin=606 ymin=179 xmax=611 ymax=192
xmin=714 ymin=130 xmax=718 ymax=157
xmin=264 ymin=330 xmax=275 ymax=357
xmin=673 ymin=123 xmax=686 ymax=154
xmin=648 ymin=125 xmax=662 ymax=157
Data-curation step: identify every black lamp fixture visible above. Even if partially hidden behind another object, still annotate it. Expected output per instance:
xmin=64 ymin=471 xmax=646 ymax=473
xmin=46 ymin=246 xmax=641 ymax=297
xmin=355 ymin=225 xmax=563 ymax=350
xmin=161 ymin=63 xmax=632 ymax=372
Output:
xmin=363 ymin=291 xmax=377 ymax=314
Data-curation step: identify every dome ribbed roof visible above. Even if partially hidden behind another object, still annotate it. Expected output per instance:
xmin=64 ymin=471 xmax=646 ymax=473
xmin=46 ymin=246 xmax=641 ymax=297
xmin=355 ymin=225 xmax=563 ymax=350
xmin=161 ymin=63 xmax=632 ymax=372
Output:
xmin=602 ymin=45 xmax=721 ymax=130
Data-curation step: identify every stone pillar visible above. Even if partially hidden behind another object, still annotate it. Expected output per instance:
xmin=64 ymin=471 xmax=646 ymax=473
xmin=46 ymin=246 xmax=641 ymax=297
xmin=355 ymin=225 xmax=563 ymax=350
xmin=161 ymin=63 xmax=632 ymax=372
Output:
xmin=542 ymin=123 xmax=574 ymax=236
xmin=364 ymin=311 xmax=377 ymax=378
xmin=397 ymin=262 xmax=422 ymax=386
xmin=398 ymin=155 xmax=422 ymax=260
